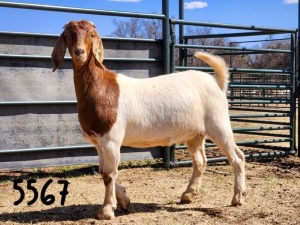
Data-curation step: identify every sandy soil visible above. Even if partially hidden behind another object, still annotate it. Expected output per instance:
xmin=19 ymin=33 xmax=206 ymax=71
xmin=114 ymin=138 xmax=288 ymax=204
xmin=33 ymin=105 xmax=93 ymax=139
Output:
xmin=0 ymin=155 xmax=299 ymax=225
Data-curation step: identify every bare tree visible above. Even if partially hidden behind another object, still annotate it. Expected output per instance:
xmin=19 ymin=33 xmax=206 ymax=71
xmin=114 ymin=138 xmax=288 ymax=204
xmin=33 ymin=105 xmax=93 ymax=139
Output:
xmin=183 ymin=26 xmax=240 ymax=67
xmin=110 ymin=18 xmax=292 ymax=70
xmin=249 ymin=38 xmax=291 ymax=69
xmin=185 ymin=26 xmax=227 ymax=47
xmin=110 ymin=18 xmax=162 ymax=39
xmin=110 ymin=19 xmax=254 ymax=69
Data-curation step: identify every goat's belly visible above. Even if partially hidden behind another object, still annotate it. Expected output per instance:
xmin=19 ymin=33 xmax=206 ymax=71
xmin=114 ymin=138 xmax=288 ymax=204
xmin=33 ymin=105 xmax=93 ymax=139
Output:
xmin=122 ymin=132 xmax=197 ymax=148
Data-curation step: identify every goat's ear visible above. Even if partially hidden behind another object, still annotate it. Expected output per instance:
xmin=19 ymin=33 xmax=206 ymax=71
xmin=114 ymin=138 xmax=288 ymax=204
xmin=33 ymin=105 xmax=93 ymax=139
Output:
xmin=92 ymin=31 xmax=104 ymax=65
xmin=51 ymin=33 xmax=66 ymax=72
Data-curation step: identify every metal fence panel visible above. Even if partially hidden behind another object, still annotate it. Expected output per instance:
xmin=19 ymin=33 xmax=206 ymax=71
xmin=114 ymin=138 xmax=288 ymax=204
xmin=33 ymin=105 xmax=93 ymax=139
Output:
xmin=0 ymin=0 xmax=298 ymax=170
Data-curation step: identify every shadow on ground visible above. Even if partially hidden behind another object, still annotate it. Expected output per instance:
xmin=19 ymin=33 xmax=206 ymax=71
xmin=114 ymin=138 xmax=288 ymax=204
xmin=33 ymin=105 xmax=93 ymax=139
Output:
xmin=0 ymin=202 xmax=226 ymax=223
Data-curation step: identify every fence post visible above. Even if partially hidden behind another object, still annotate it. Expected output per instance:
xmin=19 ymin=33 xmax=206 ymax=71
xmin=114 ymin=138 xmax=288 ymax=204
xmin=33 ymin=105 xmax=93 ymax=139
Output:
xmin=162 ymin=0 xmax=172 ymax=168
xmin=162 ymin=0 xmax=170 ymax=75
xmin=179 ymin=0 xmax=184 ymax=66
xmin=170 ymin=24 xmax=176 ymax=73
xmin=298 ymin=1 xmax=300 ymax=157
xmin=290 ymin=32 xmax=297 ymax=154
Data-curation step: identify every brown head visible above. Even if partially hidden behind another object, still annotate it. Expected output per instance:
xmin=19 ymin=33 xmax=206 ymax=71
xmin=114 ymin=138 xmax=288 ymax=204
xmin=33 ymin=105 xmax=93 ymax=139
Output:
xmin=51 ymin=20 xmax=104 ymax=71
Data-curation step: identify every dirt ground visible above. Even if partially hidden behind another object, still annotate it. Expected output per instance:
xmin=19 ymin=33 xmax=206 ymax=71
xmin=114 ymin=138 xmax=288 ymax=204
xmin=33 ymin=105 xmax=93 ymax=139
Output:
xmin=0 ymin=155 xmax=299 ymax=225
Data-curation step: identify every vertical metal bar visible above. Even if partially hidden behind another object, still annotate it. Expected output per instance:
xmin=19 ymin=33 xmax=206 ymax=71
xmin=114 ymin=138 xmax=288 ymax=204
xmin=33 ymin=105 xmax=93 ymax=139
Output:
xmin=290 ymin=32 xmax=297 ymax=153
xmin=162 ymin=0 xmax=171 ymax=168
xmin=263 ymin=73 xmax=266 ymax=107
xmin=183 ymin=37 xmax=188 ymax=66
xmin=170 ymin=144 xmax=176 ymax=164
xmin=163 ymin=146 xmax=171 ymax=169
xmin=229 ymin=42 xmax=233 ymax=67
xmin=229 ymin=42 xmax=233 ymax=102
xmin=170 ymin=24 xmax=176 ymax=73
xmin=179 ymin=0 xmax=184 ymax=66
xmin=162 ymin=0 xmax=170 ymax=74
xmin=298 ymin=2 xmax=300 ymax=157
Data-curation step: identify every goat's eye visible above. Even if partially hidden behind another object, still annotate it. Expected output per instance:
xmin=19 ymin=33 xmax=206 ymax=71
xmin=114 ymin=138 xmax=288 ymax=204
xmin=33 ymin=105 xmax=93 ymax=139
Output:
xmin=90 ymin=34 xmax=94 ymax=38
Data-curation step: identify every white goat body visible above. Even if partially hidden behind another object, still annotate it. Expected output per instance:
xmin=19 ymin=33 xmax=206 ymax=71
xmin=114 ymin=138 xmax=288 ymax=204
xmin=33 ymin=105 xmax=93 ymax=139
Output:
xmin=114 ymin=52 xmax=230 ymax=148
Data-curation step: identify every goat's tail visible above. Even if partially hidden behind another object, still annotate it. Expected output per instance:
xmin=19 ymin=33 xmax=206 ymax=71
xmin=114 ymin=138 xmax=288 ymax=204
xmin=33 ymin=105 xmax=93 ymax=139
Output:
xmin=194 ymin=51 xmax=229 ymax=93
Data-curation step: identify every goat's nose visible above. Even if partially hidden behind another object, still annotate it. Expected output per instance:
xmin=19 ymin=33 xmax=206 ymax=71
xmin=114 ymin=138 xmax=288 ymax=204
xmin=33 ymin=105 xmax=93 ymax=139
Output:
xmin=75 ymin=48 xmax=85 ymax=56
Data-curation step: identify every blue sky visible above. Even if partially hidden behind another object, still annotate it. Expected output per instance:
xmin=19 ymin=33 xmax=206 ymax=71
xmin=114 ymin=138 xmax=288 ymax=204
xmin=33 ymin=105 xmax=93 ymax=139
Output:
xmin=0 ymin=0 xmax=298 ymax=36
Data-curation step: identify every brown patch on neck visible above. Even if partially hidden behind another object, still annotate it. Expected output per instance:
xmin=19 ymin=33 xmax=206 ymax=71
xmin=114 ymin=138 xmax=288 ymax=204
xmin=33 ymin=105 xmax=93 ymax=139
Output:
xmin=73 ymin=54 xmax=120 ymax=137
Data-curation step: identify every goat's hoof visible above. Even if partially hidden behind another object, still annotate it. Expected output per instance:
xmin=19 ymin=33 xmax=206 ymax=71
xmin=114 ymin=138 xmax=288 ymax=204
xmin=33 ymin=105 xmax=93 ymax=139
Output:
xmin=180 ymin=192 xmax=194 ymax=204
xmin=231 ymin=192 xmax=246 ymax=206
xmin=118 ymin=197 xmax=131 ymax=211
xmin=96 ymin=205 xmax=115 ymax=220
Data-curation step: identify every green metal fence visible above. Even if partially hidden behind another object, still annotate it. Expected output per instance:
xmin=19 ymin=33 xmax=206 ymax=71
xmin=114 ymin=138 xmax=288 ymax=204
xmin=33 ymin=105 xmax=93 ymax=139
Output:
xmin=166 ymin=0 xmax=298 ymax=167
xmin=0 ymin=0 xmax=298 ymax=170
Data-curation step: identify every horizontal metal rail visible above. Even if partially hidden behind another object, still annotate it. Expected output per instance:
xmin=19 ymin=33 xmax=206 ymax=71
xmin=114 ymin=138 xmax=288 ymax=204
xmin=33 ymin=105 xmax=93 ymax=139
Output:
xmin=234 ymin=132 xmax=290 ymax=138
xmin=230 ymin=113 xmax=290 ymax=118
xmin=175 ymin=66 xmax=291 ymax=74
xmin=229 ymin=83 xmax=291 ymax=89
xmin=0 ymin=1 xmax=165 ymax=19
xmin=174 ymin=150 xmax=296 ymax=166
xmin=183 ymin=31 xmax=293 ymax=39
xmin=228 ymin=97 xmax=290 ymax=102
xmin=239 ymin=138 xmax=289 ymax=146
xmin=0 ymin=54 xmax=162 ymax=62
xmin=228 ymin=100 xmax=290 ymax=104
xmin=0 ymin=31 xmax=162 ymax=43
xmin=215 ymin=50 xmax=290 ymax=56
xmin=232 ymin=126 xmax=291 ymax=132
xmin=231 ymin=139 xmax=291 ymax=146
xmin=170 ymin=19 xmax=297 ymax=33
xmin=175 ymin=43 xmax=291 ymax=53
xmin=175 ymin=138 xmax=291 ymax=150
xmin=0 ymin=144 xmax=94 ymax=154
xmin=229 ymin=107 xmax=290 ymax=113
xmin=0 ymin=101 xmax=77 ymax=106
xmin=102 ymin=37 xmax=162 ymax=43
xmin=0 ymin=54 xmax=52 ymax=60
xmin=105 ymin=57 xmax=162 ymax=62
xmin=0 ymin=31 xmax=58 ymax=38
xmin=231 ymin=119 xmax=289 ymax=125
xmin=1 ymin=138 xmax=290 ymax=155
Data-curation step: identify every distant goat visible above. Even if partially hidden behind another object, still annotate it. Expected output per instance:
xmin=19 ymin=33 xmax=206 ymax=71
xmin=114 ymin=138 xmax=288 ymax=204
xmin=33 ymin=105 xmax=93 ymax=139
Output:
xmin=52 ymin=20 xmax=246 ymax=220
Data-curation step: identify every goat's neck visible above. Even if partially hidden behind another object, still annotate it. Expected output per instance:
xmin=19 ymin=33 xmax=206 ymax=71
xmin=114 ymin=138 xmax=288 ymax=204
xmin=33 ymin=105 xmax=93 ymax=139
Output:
xmin=73 ymin=54 xmax=104 ymax=99
xmin=72 ymin=54 xmax=120 ymax=137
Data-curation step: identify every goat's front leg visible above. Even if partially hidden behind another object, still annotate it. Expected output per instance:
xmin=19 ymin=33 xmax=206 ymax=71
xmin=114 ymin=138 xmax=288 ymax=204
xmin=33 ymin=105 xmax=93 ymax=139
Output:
xmin=96 ymin=141 xmax=121 ymax=220
xmin=116 ymin=183 xmax=130 ymax=211
xmin=93 ymin=139 xmax=130 ymax=216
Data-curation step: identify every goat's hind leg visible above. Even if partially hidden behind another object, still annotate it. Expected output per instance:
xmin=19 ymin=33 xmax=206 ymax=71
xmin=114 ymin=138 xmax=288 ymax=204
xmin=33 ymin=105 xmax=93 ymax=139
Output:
xmin=227 ymin=143 xmax=246 ymax=206
xmin=181 ymin=135 xmax=207 ymax=203
xmin=209 ymin=129 xmax=246 ymax=206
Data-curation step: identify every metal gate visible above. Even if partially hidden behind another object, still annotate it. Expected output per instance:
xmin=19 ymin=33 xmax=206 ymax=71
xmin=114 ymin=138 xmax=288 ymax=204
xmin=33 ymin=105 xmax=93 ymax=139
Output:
xmin=164 ymin=1 xmax=298 ymax=167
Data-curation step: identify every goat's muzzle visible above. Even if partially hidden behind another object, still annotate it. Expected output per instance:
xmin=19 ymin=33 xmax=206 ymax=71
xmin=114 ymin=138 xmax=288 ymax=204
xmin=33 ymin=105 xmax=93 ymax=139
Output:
xmin=71 ymin=46 xmax=89 ymax=65
xmin=75 ymin=48 xmax=85 ymax=56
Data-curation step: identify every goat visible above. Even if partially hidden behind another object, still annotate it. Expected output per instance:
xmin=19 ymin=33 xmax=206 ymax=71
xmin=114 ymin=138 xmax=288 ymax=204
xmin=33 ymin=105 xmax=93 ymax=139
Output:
xmin=52 ymin=20 xmax=246 ymax=220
